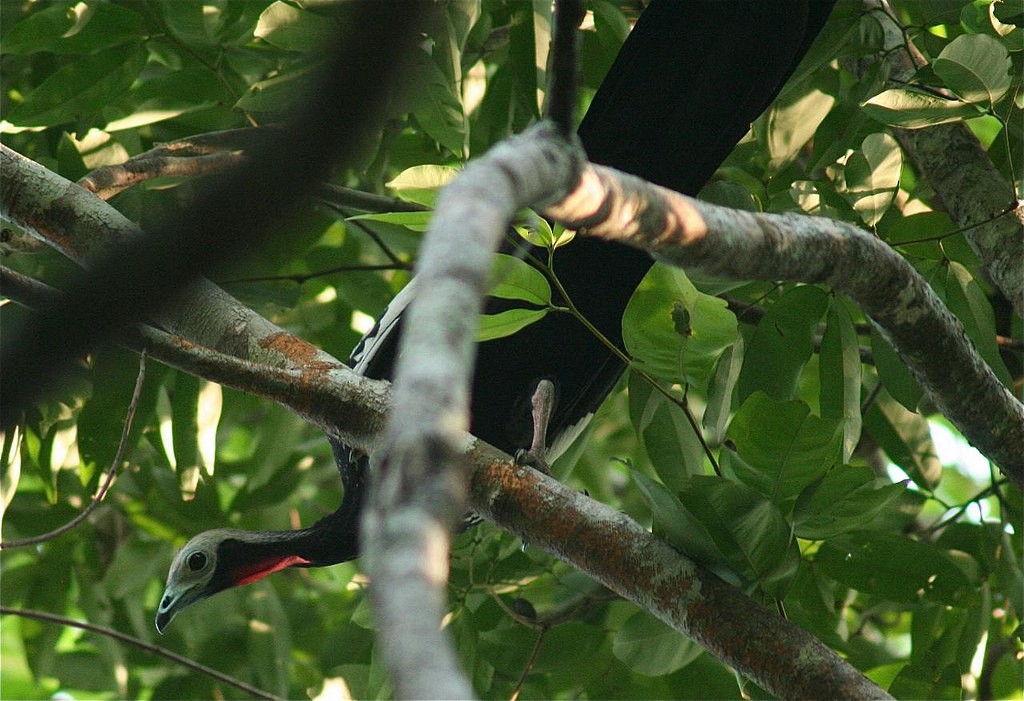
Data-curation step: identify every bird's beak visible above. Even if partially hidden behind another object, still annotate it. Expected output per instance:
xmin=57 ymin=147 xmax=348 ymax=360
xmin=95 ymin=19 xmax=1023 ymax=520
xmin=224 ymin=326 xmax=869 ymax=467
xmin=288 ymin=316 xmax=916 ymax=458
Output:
xmin=155 ymin=581 xmax=210 ymax=634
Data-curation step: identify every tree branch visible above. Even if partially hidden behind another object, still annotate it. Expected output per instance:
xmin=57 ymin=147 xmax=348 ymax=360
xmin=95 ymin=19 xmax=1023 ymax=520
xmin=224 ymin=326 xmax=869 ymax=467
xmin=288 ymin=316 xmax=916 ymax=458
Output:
xmin=468 ymin=444 xmax=893 ymax=701
xmin=361 ymin=122 xmax=582 ymax=699
xmin=2 ymin=135 xmax=892 ymax=699
xmin=868 ymin=1 xmax=1024 ymax=318
xmin=543 ymin=160 xmax=1024 ymax=488
xmin=0 ymin=1 xmax=429 ymax=426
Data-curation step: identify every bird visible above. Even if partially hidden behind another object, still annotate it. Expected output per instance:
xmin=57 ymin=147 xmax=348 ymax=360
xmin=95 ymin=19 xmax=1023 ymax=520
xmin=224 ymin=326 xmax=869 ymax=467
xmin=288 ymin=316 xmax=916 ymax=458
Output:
xmin=156 ymin=0 xmax=836 ymax=633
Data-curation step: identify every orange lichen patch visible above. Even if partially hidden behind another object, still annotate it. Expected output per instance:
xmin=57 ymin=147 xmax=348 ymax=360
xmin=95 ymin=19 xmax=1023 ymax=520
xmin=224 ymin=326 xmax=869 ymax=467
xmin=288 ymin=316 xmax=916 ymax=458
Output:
xmin=260 ymin=331 xmax=320 ymax=363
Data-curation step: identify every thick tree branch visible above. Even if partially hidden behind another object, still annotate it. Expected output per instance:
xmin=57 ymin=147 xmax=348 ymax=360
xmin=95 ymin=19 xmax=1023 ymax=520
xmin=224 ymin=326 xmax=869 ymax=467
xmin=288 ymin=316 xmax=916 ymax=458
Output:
xmin=3 ymin=137 xmax=891 ymax=699
xmin=361 ymin=123 xmax=581 ymax=699
xmin=0 ymin=150 xmax=384 ymax=453
xmin=0 ymin=2 xmax=428 ymax=426
xmin=544 ymin=160 xmax=1024 ymax=487
xmin=468 ymin=444 xmax=893 ymax=701
xmin=868 ymin=1 xmax=1024 ymax=318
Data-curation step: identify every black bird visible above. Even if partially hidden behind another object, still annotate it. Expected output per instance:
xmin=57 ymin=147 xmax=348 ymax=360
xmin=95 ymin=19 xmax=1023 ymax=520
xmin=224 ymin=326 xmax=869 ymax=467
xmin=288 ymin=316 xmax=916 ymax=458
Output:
xmin=156 ymin=0 xmax=835 ymax=633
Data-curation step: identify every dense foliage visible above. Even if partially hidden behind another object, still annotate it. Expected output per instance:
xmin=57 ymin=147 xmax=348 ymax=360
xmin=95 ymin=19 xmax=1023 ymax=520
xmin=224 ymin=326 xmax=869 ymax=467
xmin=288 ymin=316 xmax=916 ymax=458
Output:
xmin=1 ymin=1 xmax=1022 ymax=699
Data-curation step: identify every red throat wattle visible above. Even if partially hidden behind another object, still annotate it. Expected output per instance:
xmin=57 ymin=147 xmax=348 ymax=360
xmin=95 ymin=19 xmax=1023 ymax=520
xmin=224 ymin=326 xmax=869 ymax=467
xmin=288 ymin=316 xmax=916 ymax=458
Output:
xmin=233 ymin=554 xmax=311 ymax=586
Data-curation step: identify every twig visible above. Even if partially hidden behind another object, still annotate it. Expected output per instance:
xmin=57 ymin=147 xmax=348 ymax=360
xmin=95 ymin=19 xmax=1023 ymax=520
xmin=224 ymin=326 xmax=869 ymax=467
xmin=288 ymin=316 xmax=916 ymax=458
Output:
xmin=509 ymin=628 xmax=547 ymax=701
xmin=1 ymin=351 xmax=147 ymax=550
xmin=0 ymin=606 xmax=281 ymax=701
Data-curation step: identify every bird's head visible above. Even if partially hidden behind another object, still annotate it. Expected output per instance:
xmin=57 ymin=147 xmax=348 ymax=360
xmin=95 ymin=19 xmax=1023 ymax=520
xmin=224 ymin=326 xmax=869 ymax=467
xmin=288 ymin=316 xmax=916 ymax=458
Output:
xmin=155 ymin=529 xmax=311 ymax=633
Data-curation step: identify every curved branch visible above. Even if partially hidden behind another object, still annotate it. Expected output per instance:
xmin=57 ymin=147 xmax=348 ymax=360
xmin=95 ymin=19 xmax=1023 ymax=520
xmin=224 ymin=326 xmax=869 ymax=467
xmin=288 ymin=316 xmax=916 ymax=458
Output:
xmin=468 ymin=445 xmax=893 ymax=701
xmin=0 ymin=1 xmax=428 ymax=427
xmin=544 ymin=161 xmax=1024 ymax=488
xmin=867 ymin=1 xmax=1024 ymax=318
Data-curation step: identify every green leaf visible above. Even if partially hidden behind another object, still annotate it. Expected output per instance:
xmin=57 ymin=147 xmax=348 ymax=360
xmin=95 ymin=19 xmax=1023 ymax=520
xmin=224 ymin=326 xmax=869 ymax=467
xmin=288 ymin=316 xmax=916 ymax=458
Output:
xmin=476 ymin=308 xmax=548 ymax=342
xmin=862 ymin=89 xmax=981 ymax=128
xmin=612 ymin=611 xmax=702 ymax=676
xmin=1 ymin=3 xmax=146 ymax=55
xmin=235 ymin=64 xmax=317 ymax=114
xmin=816 ymin=533 xmax=975 ymax=605
xmin=793 ymin=466 xmax=907 ymax=540
xmin=841 ymin=132 xmax=902 ymax=226
xmin=702 ymin=335 xmax=743 ymax=445
xmin=346 ymin=210 xmax=434 ymax=232
xmin=0 ymin=5 xmax=76 ymax=55
xmin=631 ymin=470 xmax=724 ymax=569
xmin=255 ymin=1 xmax=339 ymax=52
xmin=737 ymin=285 xmax=828 ymax=402
xmin=633 ymin=472 xmax=799 ymax=594
xmin=933 ymin=33 xmax=1012 ymax=105
xmin=819 ymin=302 xmax=862 ymax=463
xmin=77 ymin=348 xmax=161 ymax=475
xmin=889 ymin=661 xmax=962 ymax=700
xmin=726 ymin=393 xmax=843 ymax=504
xmin=870 ymin=327 xmax=923 ymax=411
xmin=488 ymin=253 xmax=551 ymax=305
xmin=943 ymin=262 xmax=1013 ymax=387
xmin=760 ymin=67 xmax=838 ymax=169
xmin=6 ymin=45 xmax=147 ymax=128
xmin=399 ymin=48 xmax=467 ymax=156
xmin=628 ymin=374 xmax=706 ymax=492
xmin=623 ymin=264 xmax=738 ymax=388
xmin=863 ymin=391 xmax=942 ymax=490
xmin=386 ymin=165 xmax=461 ymax=207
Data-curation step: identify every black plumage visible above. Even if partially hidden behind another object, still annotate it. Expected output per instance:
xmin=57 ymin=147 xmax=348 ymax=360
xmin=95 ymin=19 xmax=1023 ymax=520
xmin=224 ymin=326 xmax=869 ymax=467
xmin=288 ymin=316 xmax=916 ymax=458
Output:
xmin=156 ymin=0 xmax=835 ymax=632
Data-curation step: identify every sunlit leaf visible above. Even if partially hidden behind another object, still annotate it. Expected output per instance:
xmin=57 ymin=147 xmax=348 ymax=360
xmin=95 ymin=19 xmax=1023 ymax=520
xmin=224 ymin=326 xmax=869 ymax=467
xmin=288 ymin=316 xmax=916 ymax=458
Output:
xmin=862 ymin=88 xmax=980 ymax=128
xmin=841 ymin=132 xmax=902 ymax=226
xmin=476 ymin=308 xmax=548 ymax=342
xmin=819 ymin=301 xmax=863 ymax=462
xmin=623 ymin=264 xmax=738 ymax=388
xmin=255 ymin=1 xmax=339 ymax=52
xmin=933 ymin=33 xmax=1012 ymax=105
xmin=7 ymin=45 xmax=146 ymax=127
xmin=386 ymin=165 xmax=461 ymax=207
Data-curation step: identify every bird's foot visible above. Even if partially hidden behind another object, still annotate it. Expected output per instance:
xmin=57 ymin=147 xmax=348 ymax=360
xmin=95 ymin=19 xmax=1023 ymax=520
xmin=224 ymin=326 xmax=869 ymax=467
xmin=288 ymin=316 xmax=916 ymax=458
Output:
xmin=515 ymin=379 xmax=555 ymax=475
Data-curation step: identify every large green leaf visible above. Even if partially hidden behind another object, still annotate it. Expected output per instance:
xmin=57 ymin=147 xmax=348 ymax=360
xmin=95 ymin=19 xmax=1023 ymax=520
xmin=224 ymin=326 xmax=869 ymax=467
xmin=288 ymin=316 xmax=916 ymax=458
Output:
xmin=6 ymin=45 xmax=147 ymax=127
xmin=870 ymin=327 xmax=923 ymax=411
xmin=819 ymin=301 xmax=862 ymax=463
xmin=488 ymin=254 xmax=551 ymax=306
xmin=737 ymin=285 xmax=828 ymax=402
xmin=476 ymin=308 xmax=548 ymax=342
xmin=841 ymin=132 xmax=902 ymax=226
xmin=628 ymin=374 xmax=706 ymax=492
xmin=633 ymin=472 xmax=799 ymax=595
xmin=942 ymin=262 xmax=1013 ymax=387
xmin=933 ymin=33 xmax=1012 ymax=105
xmin=254 ymin=1 xmax=339 ymax=52
xmin=1 ymin=3 xmax=147 ymax=55
xmin=725 ymin=392 xmax=843 ymax=504
xmin=862 ymin=88 xmax=981 ymax=128
xmin=623 ymin=264 xmax=738 ymax=389
xmin=702 ymin=334 xmax=744 ymax=445
xmin=816 ymin=533 xmax=975 ymax=606
xmin=793 ymin=466 xmax=907 ymax=540
xmin=612 ymin=611 xmax=703 ymax=676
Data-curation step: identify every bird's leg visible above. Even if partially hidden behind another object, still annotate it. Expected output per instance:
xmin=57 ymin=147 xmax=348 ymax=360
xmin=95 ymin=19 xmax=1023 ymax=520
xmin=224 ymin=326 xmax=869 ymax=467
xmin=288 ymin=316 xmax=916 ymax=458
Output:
xmin=515 ymin=379 xmax=555 ymax=475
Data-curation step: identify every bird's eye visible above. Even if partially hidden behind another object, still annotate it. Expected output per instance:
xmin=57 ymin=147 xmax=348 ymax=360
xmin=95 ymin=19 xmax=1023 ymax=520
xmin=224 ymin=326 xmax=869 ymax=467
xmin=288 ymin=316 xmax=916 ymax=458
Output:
xmin=186 ymin=552 xmax=208 ymax=571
